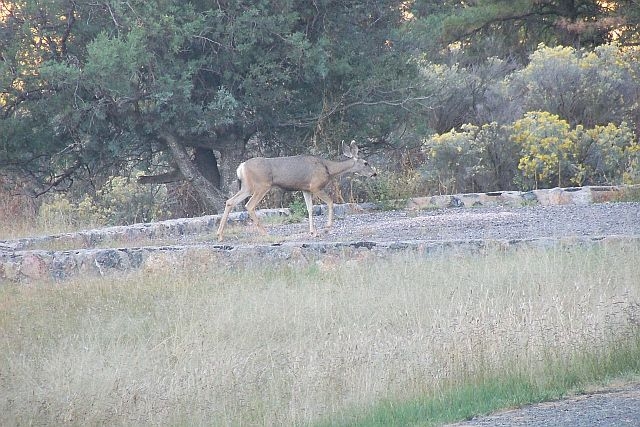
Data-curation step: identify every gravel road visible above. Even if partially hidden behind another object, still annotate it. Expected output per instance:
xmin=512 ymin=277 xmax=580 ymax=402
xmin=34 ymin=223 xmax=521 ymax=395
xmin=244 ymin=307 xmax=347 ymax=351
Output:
xmin=448 ymin=383 xmax=640 ymax=427
xmin=249 ymin=202 xmax=640 ymax=243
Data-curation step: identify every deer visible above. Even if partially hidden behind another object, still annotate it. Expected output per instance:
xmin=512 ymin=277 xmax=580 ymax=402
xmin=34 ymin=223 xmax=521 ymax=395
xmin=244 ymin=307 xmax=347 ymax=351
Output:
xmin=216 ymin=141 xmax=376 ymax=241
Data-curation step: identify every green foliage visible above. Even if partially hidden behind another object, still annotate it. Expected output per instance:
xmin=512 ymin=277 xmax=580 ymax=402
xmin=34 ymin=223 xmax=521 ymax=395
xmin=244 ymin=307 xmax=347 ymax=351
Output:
xmin=420 ymin=112 xmax=639 ymax=192
xmin=3 ymin=1 xmax=640 ymax=211
xmin=94 ymin=176 xmax=169 ymax=225
xmin=37 ymin=177 xmax=169 ymax=230
xmin=360 ymin=169 xmax=428 ymax=209
xmin=422 ymin=122 xmax=517 ymax=193
xmin=287 ymin=195 xmax=308 ymax=221
xmin=410 ymin=0 xmax=638 ymax=64
xmin=574 ymin=122 xmax=640 ymax=185
xmin=422 ymin=124 xmax=486 ymax=194
xmin=417 ymin=63 xmax=480 ymax=133
xmin=83 ymin=28 xmax=150 ymax=97
xmin=37 ymin=194 xmax=100 ymax=232
xmin=509 ymin=44 xmax=635 ymax=127
xmin=1 ymin=0 xmax=418 ymax=204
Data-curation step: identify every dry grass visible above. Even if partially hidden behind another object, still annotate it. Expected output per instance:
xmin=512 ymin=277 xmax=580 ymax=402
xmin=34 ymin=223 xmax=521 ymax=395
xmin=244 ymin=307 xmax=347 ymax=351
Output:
xmin=1 ymin=244 xmax=640 ymax=426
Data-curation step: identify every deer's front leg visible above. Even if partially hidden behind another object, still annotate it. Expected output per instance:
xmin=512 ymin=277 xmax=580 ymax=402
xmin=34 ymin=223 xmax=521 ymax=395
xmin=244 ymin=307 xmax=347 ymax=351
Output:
xmin=302 ymin=191 xmax=317 ymax=236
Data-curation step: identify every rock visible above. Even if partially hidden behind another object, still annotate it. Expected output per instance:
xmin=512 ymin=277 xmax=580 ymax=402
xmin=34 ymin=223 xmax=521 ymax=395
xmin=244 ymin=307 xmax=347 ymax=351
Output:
xmin=0 ymin=256 xmax=21 ymax=282
xmin=20 ymin=252 xmax=49 ymax=281
xmin=143 ymin=250 xmax=181 ymax=275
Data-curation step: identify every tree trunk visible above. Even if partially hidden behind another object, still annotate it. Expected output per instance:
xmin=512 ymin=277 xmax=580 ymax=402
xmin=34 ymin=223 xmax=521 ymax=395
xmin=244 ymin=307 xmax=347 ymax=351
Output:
xmin=159 ymin=131 xmax=226 ymax=213
xmin=193 ymin=146 xmax=221 ymax=189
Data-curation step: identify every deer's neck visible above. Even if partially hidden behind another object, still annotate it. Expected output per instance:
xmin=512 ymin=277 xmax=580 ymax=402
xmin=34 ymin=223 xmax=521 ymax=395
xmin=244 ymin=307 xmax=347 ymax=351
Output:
xmin=323 ymin=158 xmax=357 ymax=177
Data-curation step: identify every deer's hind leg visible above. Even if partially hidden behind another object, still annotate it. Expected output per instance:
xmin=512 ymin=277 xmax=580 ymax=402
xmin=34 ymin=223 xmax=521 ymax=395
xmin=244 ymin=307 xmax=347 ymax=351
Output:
xmin=217 ymin=187 xmax=253 ymax=241
xmin=314 ymin=190 xmax=334 ymax=228
xmin=245 ymin=187 xmax=271 ymax=234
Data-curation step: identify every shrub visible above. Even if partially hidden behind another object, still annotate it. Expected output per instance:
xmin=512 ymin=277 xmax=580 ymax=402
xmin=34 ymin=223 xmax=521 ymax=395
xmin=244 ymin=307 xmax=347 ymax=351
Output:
xmin=358 ymin=169 xmax=429 ymax=208
xmin=511 ymin=111 xmax=578 ymax=189
xmin=469 ymin=122 xmax=519 ymax=191
xmin=94 ymin=176 xmax=169 ymax=224
xmin=574 ymin=122 xmax=640 ymax=185
xmin=508 ymin=44 xmax=634 ymax=127
xmin=421 ymin=122 xmax=517 ymax=193
xmin=37 ymin=176 xmax=170 ymax=231
xmin=37 ymin=193 xmax=104 ymax=232
xmin=511 ymin=113 xmax=639 ymax=189
xmin=421 ymin=124 xmax=485 ymax=194
xmin=417 ymin=63 xmax=479 ymax=133
xmin=418 ymin=112 xmax=639 ymax=194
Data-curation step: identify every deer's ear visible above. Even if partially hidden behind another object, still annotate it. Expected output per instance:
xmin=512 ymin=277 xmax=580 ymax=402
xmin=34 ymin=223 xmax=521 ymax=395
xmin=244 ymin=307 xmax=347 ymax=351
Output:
xmin=343 ymin=140 xmax=360 ymax=158
xmin=342 ymin=140 xmax=354 ymax=158
xmin=351 ymin=139 xmax=359 ymax=157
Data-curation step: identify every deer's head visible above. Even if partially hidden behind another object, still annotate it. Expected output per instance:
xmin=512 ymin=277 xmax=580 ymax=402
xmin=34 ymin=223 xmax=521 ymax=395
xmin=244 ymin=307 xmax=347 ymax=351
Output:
xmin=343 ymin=140 xmax=377 ymax=177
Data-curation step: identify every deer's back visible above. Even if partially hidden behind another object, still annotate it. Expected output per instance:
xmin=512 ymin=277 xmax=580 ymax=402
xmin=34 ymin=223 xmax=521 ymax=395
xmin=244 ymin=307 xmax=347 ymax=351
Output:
xmin=242 ymin=156 xmax=330 ymax=192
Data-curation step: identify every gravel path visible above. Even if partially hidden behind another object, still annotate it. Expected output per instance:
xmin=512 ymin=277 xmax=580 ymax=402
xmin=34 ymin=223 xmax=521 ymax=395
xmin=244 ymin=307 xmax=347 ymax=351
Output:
xmin=448 ymin=383 xmax=640 ymax=427
xmin=232 ymin=202 xmax=640 ymax=244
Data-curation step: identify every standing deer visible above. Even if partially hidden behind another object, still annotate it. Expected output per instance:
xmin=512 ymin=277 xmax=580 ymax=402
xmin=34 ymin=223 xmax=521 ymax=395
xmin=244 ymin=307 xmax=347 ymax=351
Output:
xmin=216 ymin=141 xmax=376 ymax=241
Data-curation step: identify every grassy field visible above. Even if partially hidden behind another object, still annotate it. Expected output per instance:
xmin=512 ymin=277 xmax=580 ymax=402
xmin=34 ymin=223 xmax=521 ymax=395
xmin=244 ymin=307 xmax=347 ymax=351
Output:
xmin=1 ymin=243 xmax=640 ymax=426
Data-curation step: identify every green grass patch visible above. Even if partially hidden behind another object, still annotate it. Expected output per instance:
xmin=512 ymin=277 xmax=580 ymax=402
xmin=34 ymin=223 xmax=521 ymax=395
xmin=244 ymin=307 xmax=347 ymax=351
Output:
xmin=331 ymin=335 xmax=640 ymax=426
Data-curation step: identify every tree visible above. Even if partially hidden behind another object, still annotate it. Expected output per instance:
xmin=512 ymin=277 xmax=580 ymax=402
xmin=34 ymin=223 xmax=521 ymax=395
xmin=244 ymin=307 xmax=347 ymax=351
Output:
xmin=508 ymin=43 xmax=639 ymax=128
xmin=409 ymin=0 xmax=640 ymax=64
xmin=416 ymin=57 xmax=515 ymax=133
xmin=1 ymin=0 xmax=419 ymax=214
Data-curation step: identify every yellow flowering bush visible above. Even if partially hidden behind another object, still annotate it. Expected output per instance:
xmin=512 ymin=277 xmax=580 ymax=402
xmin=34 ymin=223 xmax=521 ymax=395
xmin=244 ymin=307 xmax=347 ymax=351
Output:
xmin=421 ymin=111 xmax=639 ymax=194
xmin=574 ymin=122 xmax=638 ymax=185
xmin=512 ymin=112 xmax=639 ymax=189
xmin=511 ymin=111 xmax=578 ymax=189
xmin=422 ymin=124 xmax=484 ymax=194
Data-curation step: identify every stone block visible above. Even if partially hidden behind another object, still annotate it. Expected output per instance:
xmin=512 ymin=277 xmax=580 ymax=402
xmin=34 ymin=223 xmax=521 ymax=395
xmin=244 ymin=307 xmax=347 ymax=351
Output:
xmin=20 ymin=252 xmax=49 ymax=281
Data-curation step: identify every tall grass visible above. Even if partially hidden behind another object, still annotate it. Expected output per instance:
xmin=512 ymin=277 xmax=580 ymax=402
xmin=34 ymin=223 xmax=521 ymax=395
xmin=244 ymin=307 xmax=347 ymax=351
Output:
xmin=1 ymin=244 xmax=639 ymax=426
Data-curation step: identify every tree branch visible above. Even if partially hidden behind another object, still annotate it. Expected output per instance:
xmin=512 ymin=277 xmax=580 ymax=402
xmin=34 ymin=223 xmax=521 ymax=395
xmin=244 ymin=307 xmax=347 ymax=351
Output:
xmin=137 ymin=169 xmax=184 ymax=184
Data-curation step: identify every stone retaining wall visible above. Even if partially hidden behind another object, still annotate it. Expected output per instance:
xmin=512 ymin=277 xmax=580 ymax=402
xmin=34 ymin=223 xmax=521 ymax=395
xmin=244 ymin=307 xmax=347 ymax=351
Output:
xmin=2 ymin=235 xmax=638 ymax=283
xmin=0 ymin=185 xmax=637 ymax=283
xmin=405 ymin=185 xmax=626 ymax=209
